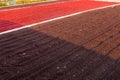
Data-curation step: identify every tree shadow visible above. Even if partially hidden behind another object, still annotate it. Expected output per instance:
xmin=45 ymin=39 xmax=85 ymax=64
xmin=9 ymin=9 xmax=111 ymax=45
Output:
xmin=0 ymin=19 xmax=23 ymax=32
xmin=0 ymin=28 xmax=120 ymax=80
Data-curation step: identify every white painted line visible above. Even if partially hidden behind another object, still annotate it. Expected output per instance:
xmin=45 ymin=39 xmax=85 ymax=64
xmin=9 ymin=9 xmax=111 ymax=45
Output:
xmin=0 ymin=3 xmax=120 ymax=35
xmin=95 ymin=0 xmax=120 ymax=2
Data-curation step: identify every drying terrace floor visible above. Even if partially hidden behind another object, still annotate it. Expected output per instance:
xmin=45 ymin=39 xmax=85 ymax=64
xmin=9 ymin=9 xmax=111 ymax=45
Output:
xmin=0 ymin=4 xmax=120 ymax=80
xmin=0 ymin=0 xmax=117 ymax=32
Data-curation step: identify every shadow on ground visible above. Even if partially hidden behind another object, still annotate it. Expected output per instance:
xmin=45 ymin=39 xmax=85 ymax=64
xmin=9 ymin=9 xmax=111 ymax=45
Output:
xmin=0 ymin=19 xmax=23 ymax=32
xmin=0 ymin=28 xmax=120 ymax=80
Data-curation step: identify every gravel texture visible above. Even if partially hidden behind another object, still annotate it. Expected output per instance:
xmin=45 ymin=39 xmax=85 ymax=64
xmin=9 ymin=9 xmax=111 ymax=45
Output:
xmin=0 ymin=5 xmax=120 ymax=80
